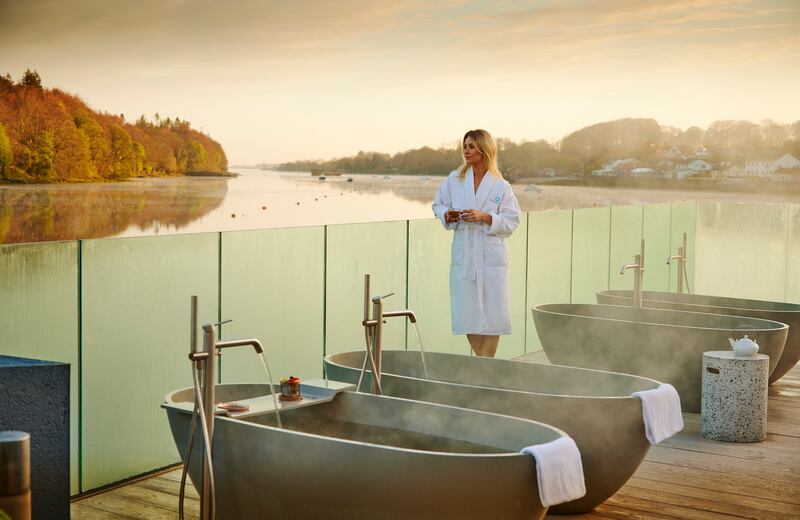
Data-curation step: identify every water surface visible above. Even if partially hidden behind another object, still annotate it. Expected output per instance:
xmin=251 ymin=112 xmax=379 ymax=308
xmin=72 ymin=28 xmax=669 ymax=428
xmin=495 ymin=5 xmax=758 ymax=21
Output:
xmin=0 ymin=169 xmax=433 ymax=243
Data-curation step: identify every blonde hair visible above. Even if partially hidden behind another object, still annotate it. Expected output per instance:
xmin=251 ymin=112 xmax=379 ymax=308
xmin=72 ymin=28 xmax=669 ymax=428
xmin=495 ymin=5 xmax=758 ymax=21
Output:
xmin=457 ymin=129 xmax=503 ymax=180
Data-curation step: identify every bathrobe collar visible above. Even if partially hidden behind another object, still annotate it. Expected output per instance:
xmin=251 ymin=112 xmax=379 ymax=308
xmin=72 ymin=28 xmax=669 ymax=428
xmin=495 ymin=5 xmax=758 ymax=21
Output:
xmin=464 ymin=167 xmax=498 ymax=210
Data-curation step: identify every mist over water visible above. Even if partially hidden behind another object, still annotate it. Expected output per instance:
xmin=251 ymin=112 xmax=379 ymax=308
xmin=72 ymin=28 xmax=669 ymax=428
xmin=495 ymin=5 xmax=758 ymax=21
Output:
xmin=0 ymin=169 xmax=435 ymax=244
xmin=4 ymin=168 xmax=800 ymax=245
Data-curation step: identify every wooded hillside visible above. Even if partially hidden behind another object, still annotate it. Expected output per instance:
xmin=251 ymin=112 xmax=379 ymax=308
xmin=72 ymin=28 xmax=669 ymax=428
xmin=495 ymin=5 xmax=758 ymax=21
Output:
xmin=277 ymin=118 xmax=800 ymax=180
xmin=0 ymin=70 xmax=228 ymax=183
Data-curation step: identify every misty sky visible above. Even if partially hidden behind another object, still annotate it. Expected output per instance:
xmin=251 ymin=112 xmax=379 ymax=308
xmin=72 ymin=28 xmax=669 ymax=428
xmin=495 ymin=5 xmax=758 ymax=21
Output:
xmin=2 ymin=0 xmax=799 ymax=164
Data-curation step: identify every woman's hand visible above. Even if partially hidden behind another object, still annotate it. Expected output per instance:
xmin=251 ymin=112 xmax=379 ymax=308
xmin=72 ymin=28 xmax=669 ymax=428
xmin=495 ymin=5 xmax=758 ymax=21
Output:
xmin=460 ymin=209 xmax=492 ymax=225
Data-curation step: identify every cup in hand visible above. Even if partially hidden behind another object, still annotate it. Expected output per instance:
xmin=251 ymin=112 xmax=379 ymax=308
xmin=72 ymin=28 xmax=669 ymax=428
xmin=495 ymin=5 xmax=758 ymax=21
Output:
xmin=445 ymin=208 xmax=461 ymax=223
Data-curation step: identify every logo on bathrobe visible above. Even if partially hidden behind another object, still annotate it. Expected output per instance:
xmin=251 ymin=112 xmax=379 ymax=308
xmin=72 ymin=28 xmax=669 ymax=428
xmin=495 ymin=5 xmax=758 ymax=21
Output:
xmin=494 ymin=196 xmax=501 ymax=203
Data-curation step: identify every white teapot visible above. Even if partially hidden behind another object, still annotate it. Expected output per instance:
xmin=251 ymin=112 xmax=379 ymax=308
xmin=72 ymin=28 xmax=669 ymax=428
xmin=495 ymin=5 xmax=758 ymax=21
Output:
xmin=728 ymin=335 xmax=759 ymax=357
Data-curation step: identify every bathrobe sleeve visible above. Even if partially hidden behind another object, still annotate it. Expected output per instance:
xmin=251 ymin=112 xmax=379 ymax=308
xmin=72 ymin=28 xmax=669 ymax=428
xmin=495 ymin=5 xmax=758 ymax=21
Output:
xmin=485 ymin=182 xmax=520 ymax=238
xmin=432 ymin=172 xmax=459 ymax=230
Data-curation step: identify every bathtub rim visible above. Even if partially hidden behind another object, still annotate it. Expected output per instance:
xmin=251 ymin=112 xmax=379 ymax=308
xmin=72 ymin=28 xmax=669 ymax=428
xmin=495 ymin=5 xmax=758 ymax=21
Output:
xmin=532 ymin=302 xmax=790 ymax=334
xmin=597 ymin=289 xmax=800 ymax=315
xmin=325 ymin=349 xmax=663 ymax=401
xmin=163 ymin=385 xmax=569 ymax=459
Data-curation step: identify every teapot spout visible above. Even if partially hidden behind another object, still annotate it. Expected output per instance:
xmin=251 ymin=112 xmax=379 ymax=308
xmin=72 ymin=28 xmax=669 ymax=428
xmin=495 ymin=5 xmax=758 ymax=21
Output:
xmin=728 ymin=338 xmax=735 ymax=348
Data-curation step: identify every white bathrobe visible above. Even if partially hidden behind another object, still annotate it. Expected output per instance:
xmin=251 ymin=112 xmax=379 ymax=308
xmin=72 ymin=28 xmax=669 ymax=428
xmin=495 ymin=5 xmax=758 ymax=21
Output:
xmin=432 ymin=168 xmax=521 ymax=335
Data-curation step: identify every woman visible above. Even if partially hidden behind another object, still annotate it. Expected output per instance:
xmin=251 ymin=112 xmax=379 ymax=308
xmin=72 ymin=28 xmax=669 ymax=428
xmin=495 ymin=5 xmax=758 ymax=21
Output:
xmin=432 ymin=129 xmax=521 ymax=357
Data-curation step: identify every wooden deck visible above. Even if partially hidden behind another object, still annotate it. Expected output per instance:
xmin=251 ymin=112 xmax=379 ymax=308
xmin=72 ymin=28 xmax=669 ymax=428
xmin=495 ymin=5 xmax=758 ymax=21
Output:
xmin=71 ymin=361 xmax=800 ymax=519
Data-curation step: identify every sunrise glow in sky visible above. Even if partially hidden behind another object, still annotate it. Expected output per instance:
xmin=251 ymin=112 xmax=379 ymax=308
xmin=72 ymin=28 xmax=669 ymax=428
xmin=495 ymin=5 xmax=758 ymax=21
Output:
xmin=2 ymin=0 xmax=798 ymax=164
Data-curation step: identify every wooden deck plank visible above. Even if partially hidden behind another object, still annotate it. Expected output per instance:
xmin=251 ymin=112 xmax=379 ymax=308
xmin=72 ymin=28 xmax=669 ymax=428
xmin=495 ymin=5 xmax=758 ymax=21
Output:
xmin=136 ymin=475 xmax=199 ymax=502
xmin=631 ymin=460 xmax=800 ymax=505
xmin=646 ymin=444 xmax=800 ymax=480
xmin=625 ymin=477 xmax=800 ymax=518
xmin=75 ymin=492 xmax=191 ymax=520
xmin=603 ymin=492 xmax=744 ymax=519
xmin=71 ymin=501 xmax=136 ymax=520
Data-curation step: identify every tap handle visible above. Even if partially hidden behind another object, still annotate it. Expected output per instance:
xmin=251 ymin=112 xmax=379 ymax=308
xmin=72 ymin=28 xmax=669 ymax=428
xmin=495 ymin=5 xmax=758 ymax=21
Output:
xmin=202 ymin=319 xmax=233 ymax=332
xmin=372 ymin=292 xmax=395 ymax=303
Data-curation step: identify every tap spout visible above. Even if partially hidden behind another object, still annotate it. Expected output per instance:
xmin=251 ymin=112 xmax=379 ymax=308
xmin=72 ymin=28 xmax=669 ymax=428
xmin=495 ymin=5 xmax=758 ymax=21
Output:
xmin=620 ymin=263 xmax=638 ymax=275
xmin=215 ymin=338 xmax=264 ymax=354
xmin=382 ymin=310 xmax=417 ymax=323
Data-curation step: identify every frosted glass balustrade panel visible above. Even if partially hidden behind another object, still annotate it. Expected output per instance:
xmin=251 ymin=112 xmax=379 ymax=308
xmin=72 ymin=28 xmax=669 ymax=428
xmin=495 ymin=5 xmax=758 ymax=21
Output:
xmin=0 ymin=241 xmax=79 ymax=495
xmin=325 ymin=222 xmax=407 ymax=356
xmin=407 ymin=219 xmax=466 ymax=355
xmin=219 ymin=227 xmax=325 ymax=383
xmin=670 ymin=201 xmax=697 ymax=293
xmin=499 ymin=214 xmax=528 ymax=359
xmin=694 ymin=203 xmax=787 ymax=301
xmin=608 ymin=205 xmax=643 ymax=292
xmin=572 ymin=207 xmax=611 ymax=303
xmin=788 ymin=204 xmax=800 ymax=304
xmin=526 ymin=210 xmax=572 ymax=351
xmin=642 ymin=203 xmax=672 ymax=292
xmin=81 ymin=234 xmax=219 ymax=491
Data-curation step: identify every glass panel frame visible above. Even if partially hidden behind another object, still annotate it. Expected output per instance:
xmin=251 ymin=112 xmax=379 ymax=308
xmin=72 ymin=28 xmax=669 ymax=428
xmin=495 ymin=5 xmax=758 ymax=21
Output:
xmin=642 ymin=203 xmax=672 ymax=293
xmin=219 ymin=226 xmax=325 ymax=383
xmin=526 ymin=210 xmax=573 ymax=352
xmin=81 ymin=233 xmax=219 ymax=490
xmin=608 ymin=205 xmax=644 ymax=292
xmin=407 ymin=219 xmax=467 ymax=355
xmin=325 ymin=221 xmax=408 ymax=357
xmin=571 ymin=207 xmax=611 ymax=303
xmin=0 ymin=241 xmax=79 ymax=494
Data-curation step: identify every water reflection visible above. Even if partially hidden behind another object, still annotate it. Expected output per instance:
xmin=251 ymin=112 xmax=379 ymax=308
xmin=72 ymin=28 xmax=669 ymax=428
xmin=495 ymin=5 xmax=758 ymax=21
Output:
xmin=0 ymin=169 xmax=435 ymax=244
xmin=0 ymin=177 xmax=229 ymax=243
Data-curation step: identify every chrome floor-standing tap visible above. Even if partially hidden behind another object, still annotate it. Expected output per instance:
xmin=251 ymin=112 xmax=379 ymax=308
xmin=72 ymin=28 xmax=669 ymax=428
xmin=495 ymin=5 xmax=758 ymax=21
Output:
xmin=359 ymin=274 xmax=417 ymax=394
xmin=620 ymin=239 xmax=646 ymax=307
xmin=667 ymin=232 xmax=690 ymax=294
xmin=182 ymin=297 xmax=279 ymax=520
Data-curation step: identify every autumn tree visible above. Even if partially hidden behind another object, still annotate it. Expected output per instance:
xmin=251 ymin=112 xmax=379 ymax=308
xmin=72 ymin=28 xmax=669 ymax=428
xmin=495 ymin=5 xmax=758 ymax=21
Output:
xmin=0 ymin=73 xmax=13 ymax=92
xmin=108 ymin=124 xmax=137 ymax=178
xmin=20 ymin=69 xmax=42 ymax=89
xmin=0 ymin=123 xmax=12 ymax=177
xmin=19 ymin=130 xmax=56 ymax=179
xmin=74 ymin=108 xmax=111 ymax=177
xmin=185 ymin=139 xmax=207 ymax=171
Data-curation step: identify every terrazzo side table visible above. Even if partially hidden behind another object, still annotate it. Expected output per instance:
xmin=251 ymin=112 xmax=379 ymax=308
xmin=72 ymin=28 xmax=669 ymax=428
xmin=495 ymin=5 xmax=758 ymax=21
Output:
xmin=701 ymin=351 xmax=768 ymax=442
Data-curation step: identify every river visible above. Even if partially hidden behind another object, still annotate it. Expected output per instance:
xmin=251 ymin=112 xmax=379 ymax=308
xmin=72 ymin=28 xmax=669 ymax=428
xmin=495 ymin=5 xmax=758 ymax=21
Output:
xmin=1 ymin=168 xmax=798 ymax=244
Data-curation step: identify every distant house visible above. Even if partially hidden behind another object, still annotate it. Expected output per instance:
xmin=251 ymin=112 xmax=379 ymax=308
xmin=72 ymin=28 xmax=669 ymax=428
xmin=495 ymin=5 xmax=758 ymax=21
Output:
xmin=631 ymin=167 xmax=657 ymax=177
xmin=745 ymin=158 xmax=774 ymax=177
xmin=720 ymin=164 xmax=746 ymax=179
xmin=770 ymin=154 xmax=800 ymax=182
xmin=675 ymin=159 xmax=714 ymax=179
xmin=773 ymin=153 xmax=800 ymax=170
xmin=687 ymin=160 xmax=712 ymax=172
xmin=592 ymin=158 xmax=639 ymax=177
xmin=745 ymin=153 xmax=800 ymax=180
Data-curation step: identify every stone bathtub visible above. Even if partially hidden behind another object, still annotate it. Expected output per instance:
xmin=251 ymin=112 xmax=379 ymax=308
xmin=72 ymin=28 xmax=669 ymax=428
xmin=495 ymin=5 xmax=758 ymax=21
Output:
xmin=533 ymin=303 xmax=788 ymax=412
xmin=324 ymin=350 xmax=662 ymax=514
xmin=596 ymin=289 xmax=800 ymax=384
xmin=163 ymin=381 xmax=568 ymax=519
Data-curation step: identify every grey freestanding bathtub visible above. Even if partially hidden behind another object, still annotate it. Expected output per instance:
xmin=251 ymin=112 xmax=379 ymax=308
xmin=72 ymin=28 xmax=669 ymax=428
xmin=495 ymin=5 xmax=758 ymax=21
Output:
xmin=533 ymin=303 xmax=788 ymax=412
xmin=324 ymin=350 xmax=661 ymax=514
xmin=597 ymin=289 xmax=800 ymax=384
xmin=164 ymin=381 xmax=565 ymax=519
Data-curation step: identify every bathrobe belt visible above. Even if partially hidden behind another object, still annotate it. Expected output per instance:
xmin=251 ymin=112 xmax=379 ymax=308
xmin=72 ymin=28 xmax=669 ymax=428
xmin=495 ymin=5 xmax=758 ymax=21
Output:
xmin=462 ymin=223 xmax=486 ymax=318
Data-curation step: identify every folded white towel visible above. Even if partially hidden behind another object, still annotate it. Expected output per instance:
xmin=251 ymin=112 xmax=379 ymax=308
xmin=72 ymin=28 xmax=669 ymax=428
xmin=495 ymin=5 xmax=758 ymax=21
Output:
xmin=632 ymin=383 xmax=684 ymax=444
xmin=521 ymin=436 xmax=586 ymax=508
